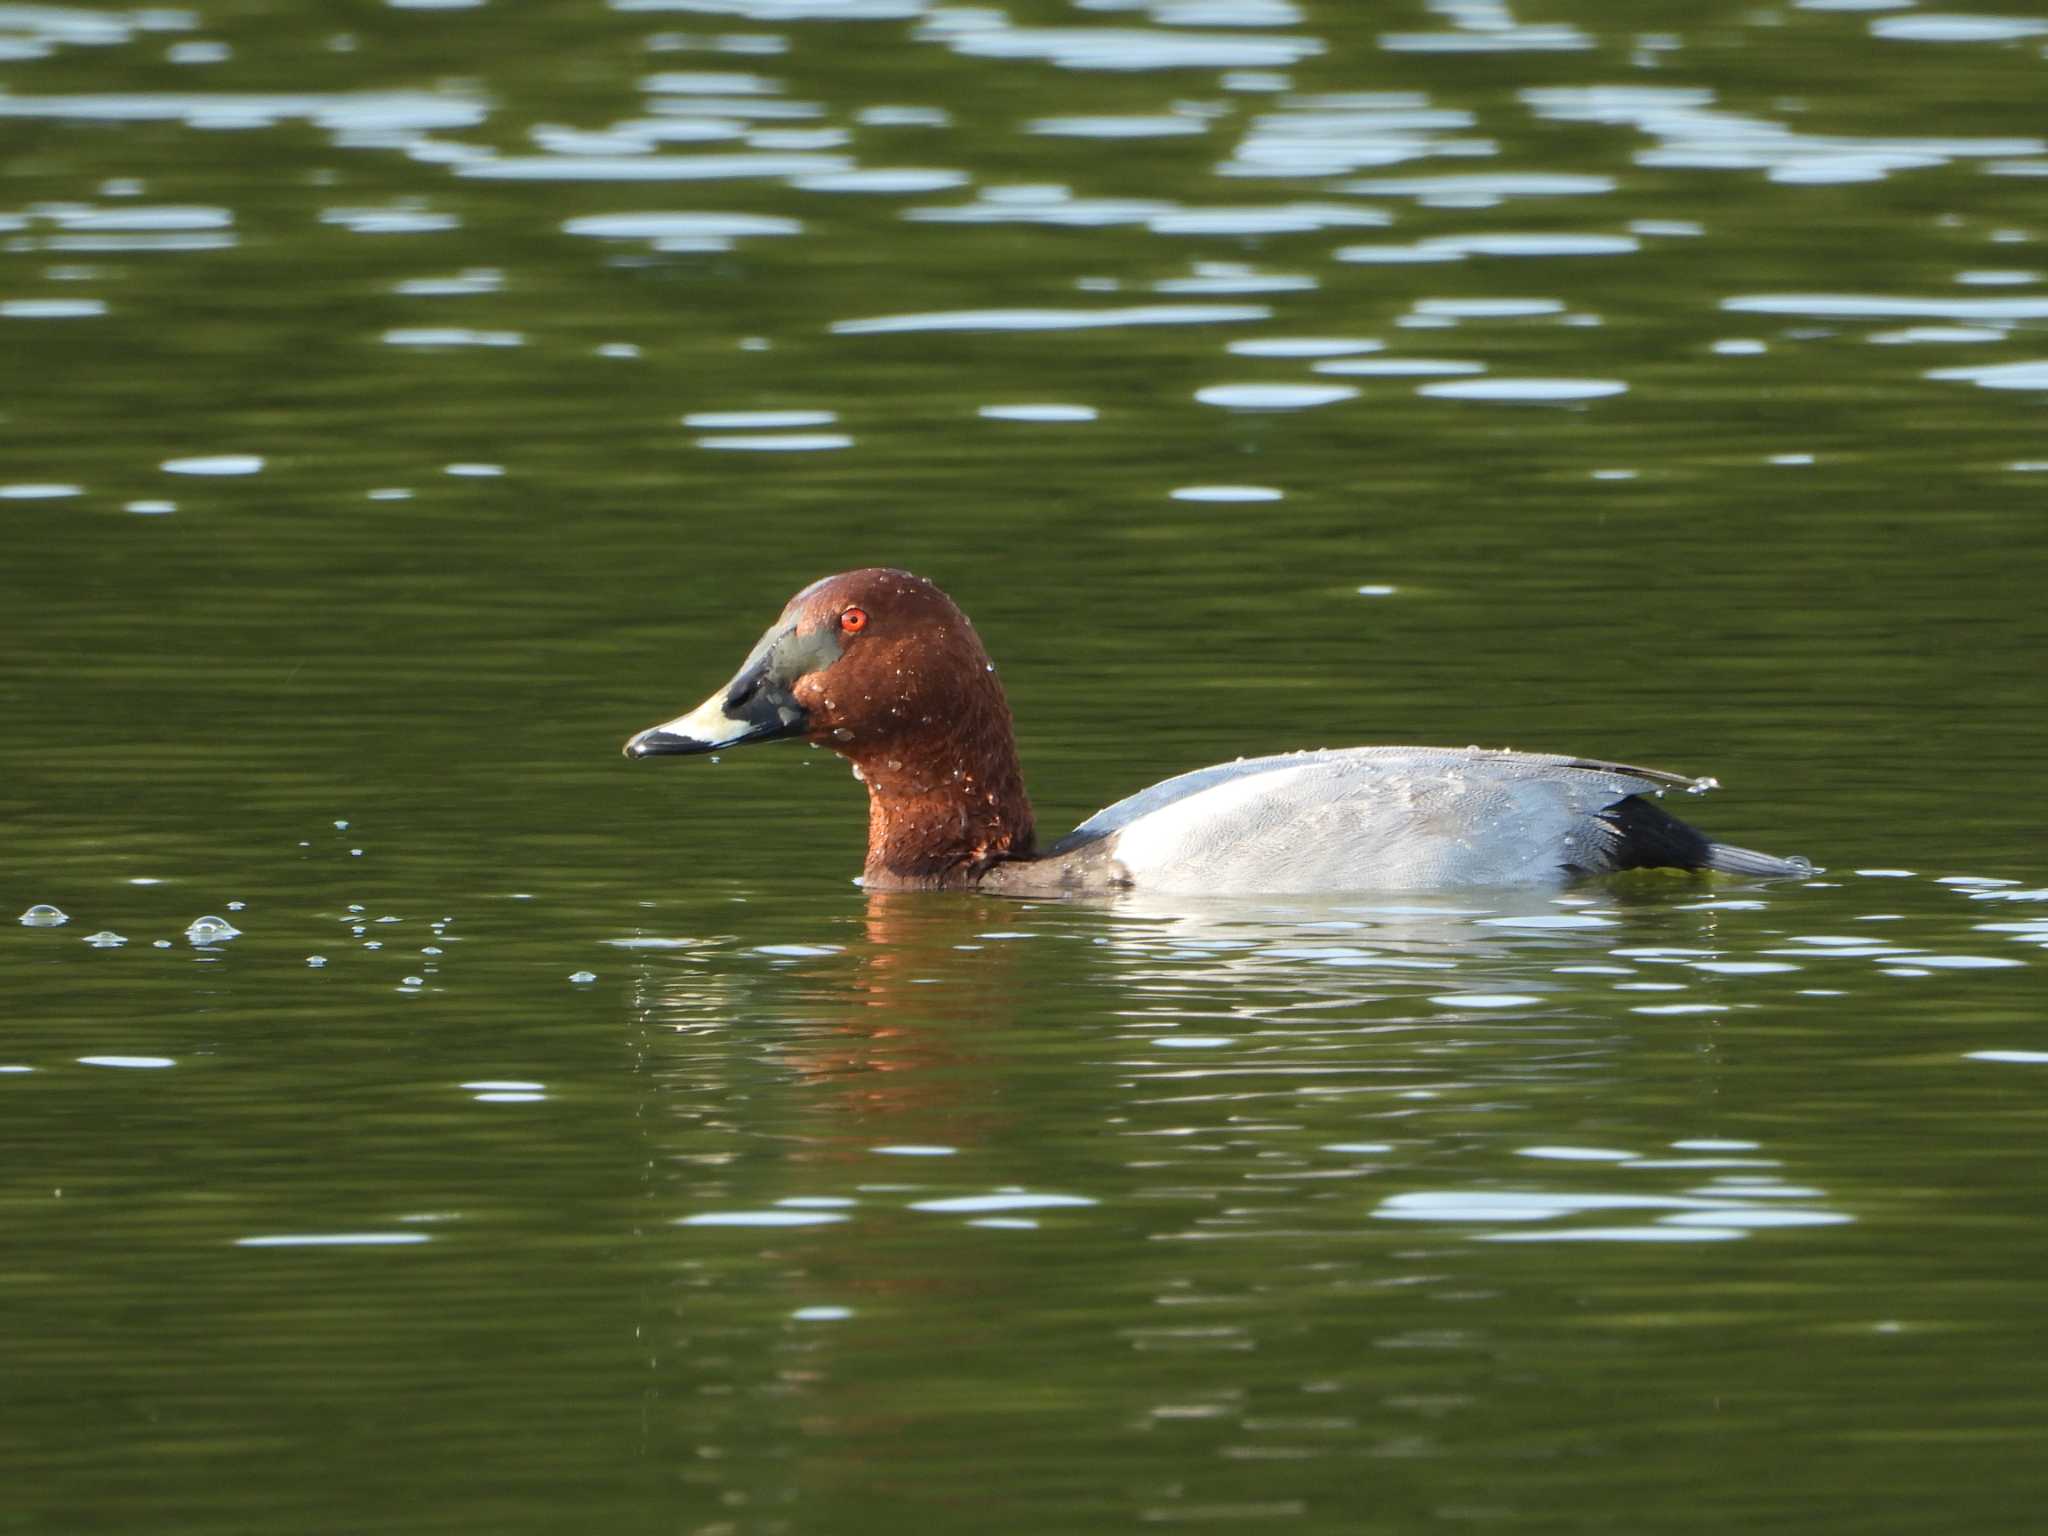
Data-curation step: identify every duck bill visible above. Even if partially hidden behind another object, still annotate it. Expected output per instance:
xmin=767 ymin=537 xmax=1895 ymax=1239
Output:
xmin=623 ymin=688 xmax=801 ymax=757
xmin=623 ymin=619 xmax=836 ymax=759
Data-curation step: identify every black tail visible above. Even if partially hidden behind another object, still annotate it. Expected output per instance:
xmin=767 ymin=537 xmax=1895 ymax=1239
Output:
xmin=1600 ymin=795 xmax=1812 ymax=879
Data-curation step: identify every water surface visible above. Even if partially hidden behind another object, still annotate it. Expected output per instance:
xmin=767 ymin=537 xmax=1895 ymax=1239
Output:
xmin=6 ymin=1 xmax=2048 ymax=1530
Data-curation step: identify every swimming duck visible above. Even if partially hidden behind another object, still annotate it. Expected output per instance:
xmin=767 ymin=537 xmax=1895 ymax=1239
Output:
xmin=623 ymin=569 xmax=1810 ymax=895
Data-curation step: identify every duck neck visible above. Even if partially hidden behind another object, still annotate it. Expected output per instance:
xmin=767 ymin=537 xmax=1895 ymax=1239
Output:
xmin=850 ymin=700 xmax=1036 ymax=891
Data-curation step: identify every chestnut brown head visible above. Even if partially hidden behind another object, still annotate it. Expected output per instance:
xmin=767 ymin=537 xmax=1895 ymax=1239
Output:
xmin=623 ymin=568 xmax=1003 ymax=764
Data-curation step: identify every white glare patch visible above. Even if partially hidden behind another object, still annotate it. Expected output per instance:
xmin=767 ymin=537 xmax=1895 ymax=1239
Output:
xmin=1194 ymin=382 xmax=1358 ymax=409
xmin=236 ymin=1233 xmax=430 ymax=1247
xmin=1519 ymin=1146 xmax=1636 ymax=1161
xmin=79 ymin=1055 xmax=175 ymax=1068
xmin=978 ymin=403 xmax=1098 ymax=422
xmin=677 ymin=1211 xmax=848 ymax=1227
xmin=163 ymin=454 xmax=263 ymax=475
xmin=682 ymin=409 xmax=836 ymax=428
xmin=383 ymin=327 xmax=523 ymax=347
xmin=0 ymin=298 xmax=107 ymax=318
xmin=1420 ymin=377 xmax=1626 ymax=401
xmin=910 ymin=1192 xmax=1097 ymax=1213
xmin=1170 ymin=485 xmax=1283 ymax=502
xmin=696 ymin=433 xmax=852 ymax=451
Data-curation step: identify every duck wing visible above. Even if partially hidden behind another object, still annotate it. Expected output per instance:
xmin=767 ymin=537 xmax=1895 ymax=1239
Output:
xmin=1049 ymin=746 xmax=1738 ymax=893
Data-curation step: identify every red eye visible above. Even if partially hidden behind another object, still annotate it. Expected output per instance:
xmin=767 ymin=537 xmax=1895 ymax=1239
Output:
xmin=839 ymin=607 xmax=869 ymax=635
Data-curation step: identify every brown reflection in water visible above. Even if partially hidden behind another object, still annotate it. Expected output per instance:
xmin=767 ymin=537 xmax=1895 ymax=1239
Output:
xmin=771 ymin=891 xmax=1038 ymax=1156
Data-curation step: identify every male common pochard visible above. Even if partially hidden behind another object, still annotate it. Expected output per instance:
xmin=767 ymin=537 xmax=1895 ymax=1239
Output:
xmin=624 ymin=569 xmax=1811 ymax=895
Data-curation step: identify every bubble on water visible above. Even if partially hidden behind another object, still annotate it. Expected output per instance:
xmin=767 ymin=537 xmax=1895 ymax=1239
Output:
xmin=569 ymin=970 xmax=598 ymax=984
xmin=421 ymin=945 xmax=442 ymax=955
xmin=402 ymin=975 xmax=424 ymax=986
xmin=19 ymin=904 xmax=69 ymax=927
xmin=185 ymin=915 xmax=241 ymax=944
xmin=82 ymin=931 xmax=126 ymax=947
xmin=364 ymin=941 xmax=382 ymax=950
xmin=153 ymin=940 xmax=172 ymax=949
xmin=307 ymin=955 xmax=328 ymax=967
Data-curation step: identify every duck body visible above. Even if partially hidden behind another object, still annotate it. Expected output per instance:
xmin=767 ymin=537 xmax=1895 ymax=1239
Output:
xmin=625 ymin=569 xmax=1811 ymax=895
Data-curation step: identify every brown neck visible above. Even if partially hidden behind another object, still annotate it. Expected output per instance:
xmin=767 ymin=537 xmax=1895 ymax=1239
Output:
xmin=849 ymin=690 xmax=1036 ymax=891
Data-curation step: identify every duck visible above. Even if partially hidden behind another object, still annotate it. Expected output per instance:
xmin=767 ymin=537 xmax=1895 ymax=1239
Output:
xmin=623 ymin=568 xmax=1811 ymax=896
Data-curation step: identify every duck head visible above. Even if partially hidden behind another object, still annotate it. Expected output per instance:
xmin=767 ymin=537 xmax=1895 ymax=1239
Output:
xmin=624 ymin=568 xmax=1037 ymax=888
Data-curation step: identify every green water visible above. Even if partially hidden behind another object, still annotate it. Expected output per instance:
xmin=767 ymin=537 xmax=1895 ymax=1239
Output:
xmin=6 ymin=1 xmax=2048 ymax=1530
